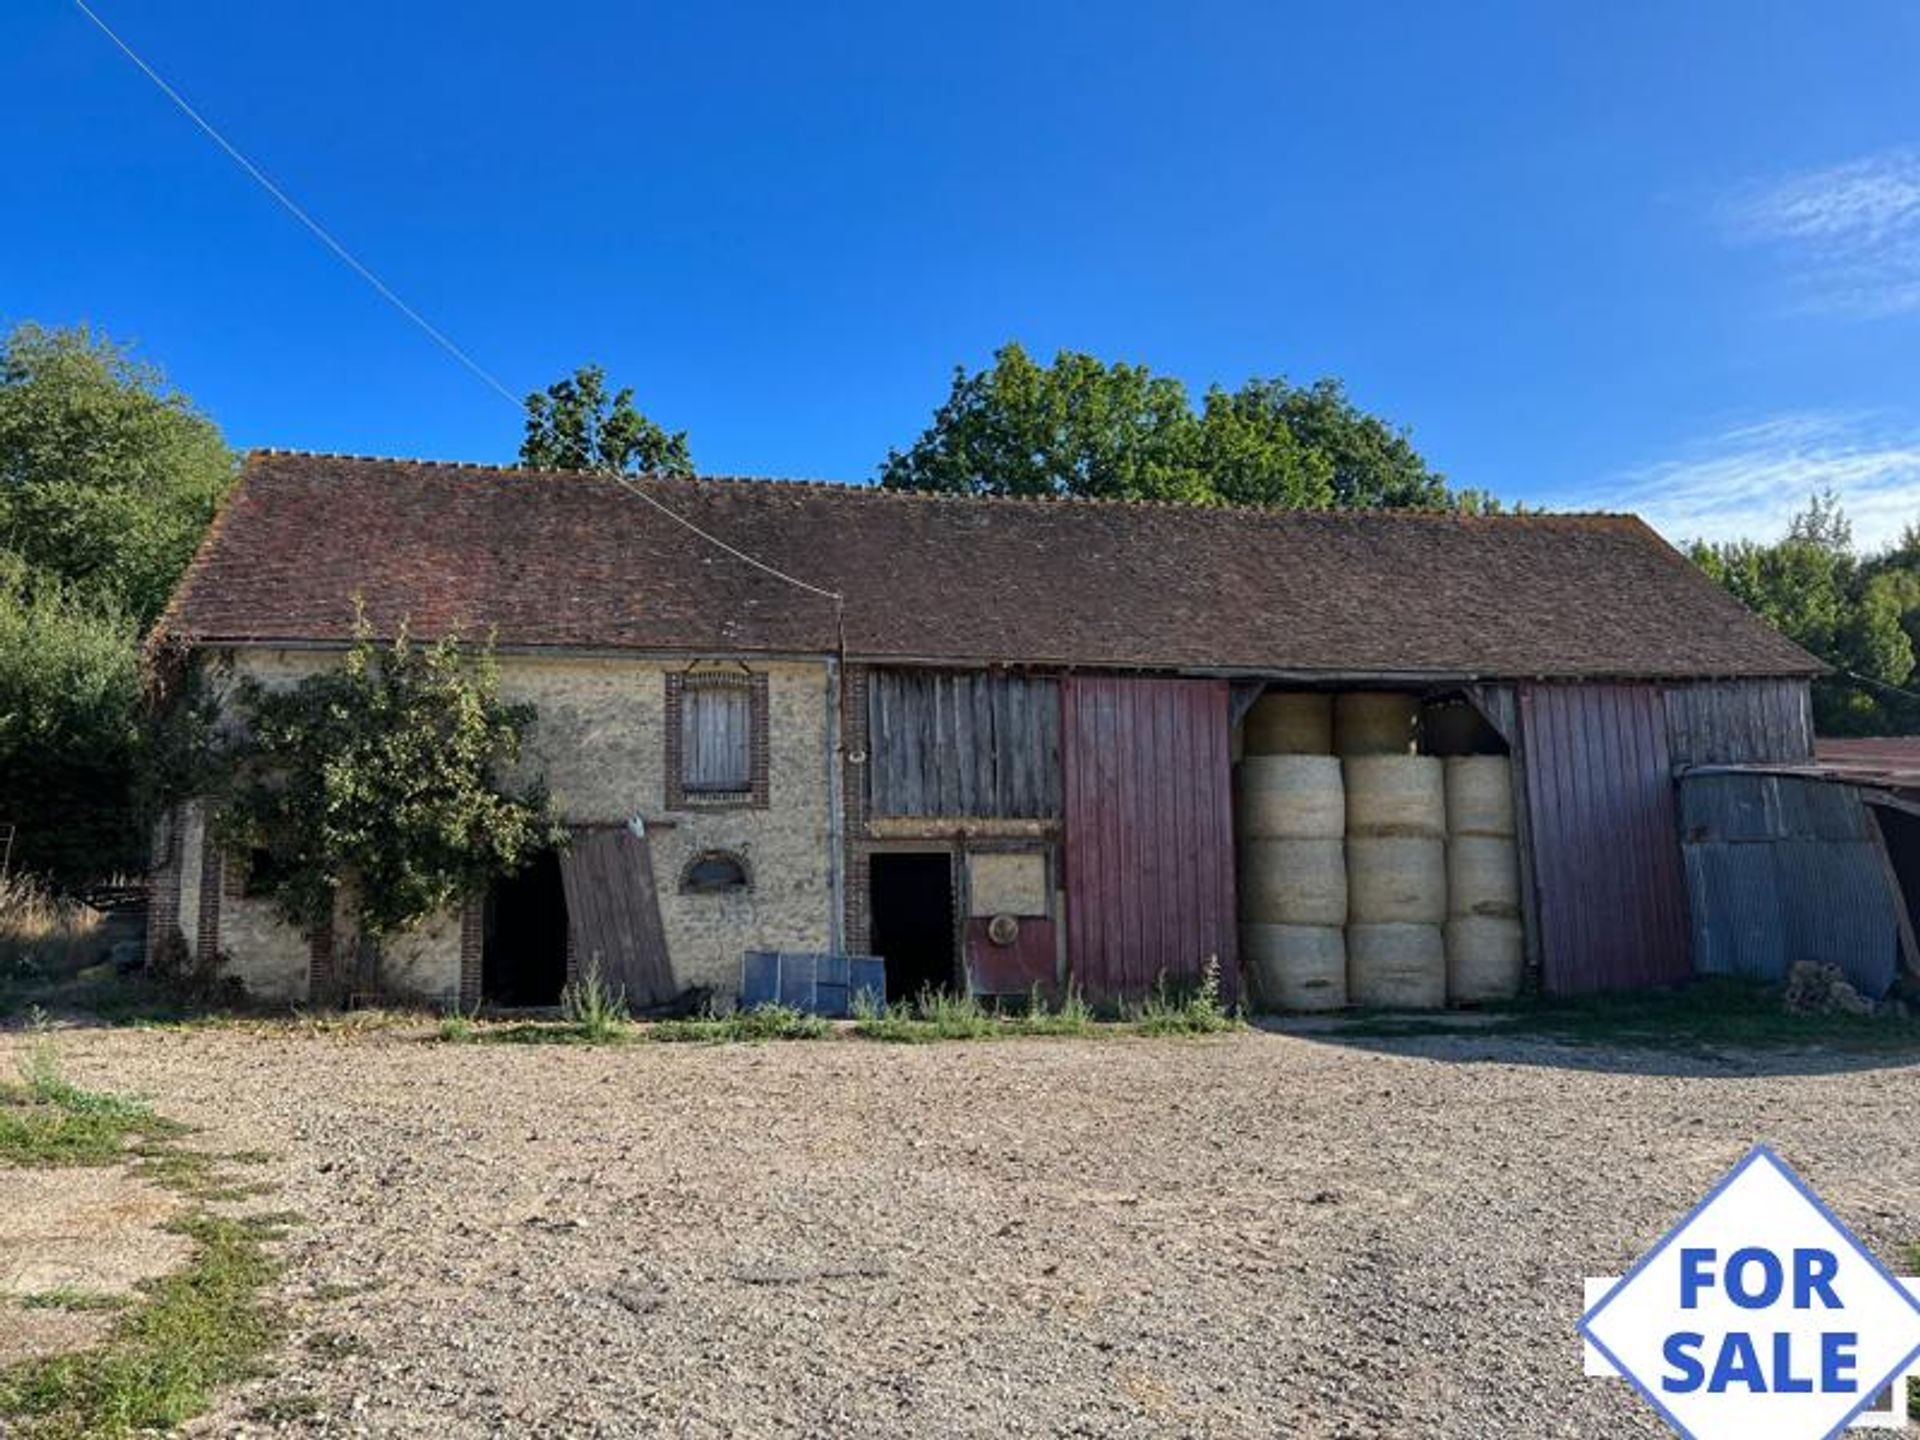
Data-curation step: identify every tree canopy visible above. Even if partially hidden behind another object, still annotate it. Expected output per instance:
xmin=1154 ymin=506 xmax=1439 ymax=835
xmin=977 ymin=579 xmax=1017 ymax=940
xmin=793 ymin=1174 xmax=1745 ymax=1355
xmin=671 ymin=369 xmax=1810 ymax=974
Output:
xmin=212 ymin=625 xmax=563 ymax=950
xmin=0 ymin=322 xmax=235 ymax=881
xmin=521 ymin=365 xmax=693 ymax=476
xmin=1690 ymin=492 xmax=1920 ymax=734
xmin=0 ymin=322 xmax=235 ymax=627
xmin=879 ymin=343 xmax=1498 ymax=511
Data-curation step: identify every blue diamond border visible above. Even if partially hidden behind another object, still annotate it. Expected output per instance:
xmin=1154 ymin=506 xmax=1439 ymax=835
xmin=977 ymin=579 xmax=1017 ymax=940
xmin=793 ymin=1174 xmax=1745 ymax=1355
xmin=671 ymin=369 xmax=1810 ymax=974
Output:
xmin=1579 ymin=1144 xmax=1920 ymax=1440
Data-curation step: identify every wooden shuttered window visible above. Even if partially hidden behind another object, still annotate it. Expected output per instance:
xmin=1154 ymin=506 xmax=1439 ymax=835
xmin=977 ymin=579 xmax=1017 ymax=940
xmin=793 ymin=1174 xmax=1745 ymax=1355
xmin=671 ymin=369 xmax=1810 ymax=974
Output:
xmin=682 ymin=678 xmax=753 ymax=794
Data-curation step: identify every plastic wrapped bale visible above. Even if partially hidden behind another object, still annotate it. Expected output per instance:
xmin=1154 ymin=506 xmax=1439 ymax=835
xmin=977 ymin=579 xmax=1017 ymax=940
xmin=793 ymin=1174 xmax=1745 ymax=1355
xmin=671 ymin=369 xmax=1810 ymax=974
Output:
xmin=1345 ymin=836 xmax=1447 ymax=924
xmin=1238 ymin=838 xmax=1348 ymax=927
xmin=1236 ymin=756 xmax=1345 ymax=841
xmin=1348 ymin=923 xmax=1445 ymax=1009
xmin=1444 ymin=916 xmax=1523 ymax=1003
xmin=1334 ymin=693 xmax=1418 ymax=756
xmin=1243 ymin=923 xmax=1347 ymax=1012
xmin=1344 ymin=756 xmax=1445 ymax=838
xmin=1243 ymin=692 xmax=1334 ymax=755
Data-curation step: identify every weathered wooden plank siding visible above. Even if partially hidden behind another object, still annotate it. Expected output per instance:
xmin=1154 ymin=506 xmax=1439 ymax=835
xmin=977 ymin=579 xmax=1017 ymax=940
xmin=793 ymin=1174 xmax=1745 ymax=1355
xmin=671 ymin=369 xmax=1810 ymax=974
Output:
xmin=1662 ymin=679 xmax=1814 ymax=767
xmin=1062 ymin=676 xmax=1236 ymax=1004
xmin=559 ymin=826 xmax=673 ymax=1006
xmin=1520 ymin=683 xmax=1692 ymax=994
xmin=867 ymin=670 xmax=1062 ymax=818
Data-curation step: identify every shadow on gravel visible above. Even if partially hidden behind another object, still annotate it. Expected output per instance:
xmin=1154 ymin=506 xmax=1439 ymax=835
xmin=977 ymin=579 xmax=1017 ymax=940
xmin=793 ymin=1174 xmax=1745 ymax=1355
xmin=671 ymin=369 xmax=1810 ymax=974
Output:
xmin=1252 ymin=979 xmax=1920 ymax=1078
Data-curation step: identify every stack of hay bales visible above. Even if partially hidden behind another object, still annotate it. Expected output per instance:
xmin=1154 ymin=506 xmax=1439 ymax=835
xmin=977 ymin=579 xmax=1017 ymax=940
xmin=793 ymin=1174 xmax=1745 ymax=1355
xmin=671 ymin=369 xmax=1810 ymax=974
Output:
xmin=1339 ymin=694 xmax=1445 ymax=1009
xmin=1443 ymin=757 xmax=1523 ymax=1003
xmin=1237 ymin=694 xmax=1346 ymax=1011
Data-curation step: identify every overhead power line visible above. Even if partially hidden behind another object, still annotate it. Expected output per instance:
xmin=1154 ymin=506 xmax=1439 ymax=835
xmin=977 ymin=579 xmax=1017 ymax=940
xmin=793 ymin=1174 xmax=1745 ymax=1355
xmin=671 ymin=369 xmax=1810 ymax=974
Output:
xmin=70 ymin=0 xmax=843 ymax=605
xmin=71 ymin=0 xmax=521 ymax=408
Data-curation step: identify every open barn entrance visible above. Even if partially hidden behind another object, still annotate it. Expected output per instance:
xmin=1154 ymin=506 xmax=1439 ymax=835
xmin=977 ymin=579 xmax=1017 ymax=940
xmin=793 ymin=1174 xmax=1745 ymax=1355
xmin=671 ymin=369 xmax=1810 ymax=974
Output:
xmin=483 ymin=850 xmax=569 ymax=1007
xmin=869 ymin=852 xmax=957 ymax=1003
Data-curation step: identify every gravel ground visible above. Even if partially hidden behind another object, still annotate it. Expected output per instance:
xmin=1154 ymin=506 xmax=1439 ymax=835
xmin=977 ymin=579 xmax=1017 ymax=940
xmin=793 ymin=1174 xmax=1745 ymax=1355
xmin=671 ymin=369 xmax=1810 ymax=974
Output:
xmin=10 ymin=1024 xmax=1919 ymax=1438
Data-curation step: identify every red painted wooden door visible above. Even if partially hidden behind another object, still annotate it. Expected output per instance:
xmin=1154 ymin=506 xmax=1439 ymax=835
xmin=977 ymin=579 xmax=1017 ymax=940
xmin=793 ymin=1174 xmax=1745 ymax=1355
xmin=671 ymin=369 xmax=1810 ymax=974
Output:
xmin=1520 ymin=683 xmax=1691 ymax=994
xmin=1062 ymin=676 xmax=1237 ymax=1004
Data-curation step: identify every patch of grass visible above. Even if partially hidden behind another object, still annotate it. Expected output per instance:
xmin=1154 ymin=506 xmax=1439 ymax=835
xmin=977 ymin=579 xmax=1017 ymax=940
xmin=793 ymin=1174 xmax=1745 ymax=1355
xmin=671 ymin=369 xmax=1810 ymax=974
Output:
xmin=0 ymin=1212 xmax=285 ymax=1438
xmin=0 ymin=1036 xmax=177 ymax=1167
xmin=1128 ymin=960 xmax=1241 ymax=1037
xmin=435 ymin=1018 xmax=631 ymax=1046
xmin=19 ymin=1289 xmax=128 ymax=1314
xmin=0 ymin=1034 xmax=295 ymax=1439
xmin=1328 ymin=978 xmax=1920 ymax=1054
xmin=651 ymin=1004 xmax=831 ymax=1044
xmin=852 ymin=984 xmax=1111 ymax=1043
xmin=560 ymin=958 xmax=629 ymax=1041
xmin=0 ymin=874 xmax=109 ymax=986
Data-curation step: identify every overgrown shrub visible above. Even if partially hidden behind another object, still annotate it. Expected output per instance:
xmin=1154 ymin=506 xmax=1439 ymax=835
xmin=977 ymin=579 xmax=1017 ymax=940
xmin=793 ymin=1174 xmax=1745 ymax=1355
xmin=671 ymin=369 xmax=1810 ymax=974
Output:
xmin=211 ymin=622 xmax=565 ymax=947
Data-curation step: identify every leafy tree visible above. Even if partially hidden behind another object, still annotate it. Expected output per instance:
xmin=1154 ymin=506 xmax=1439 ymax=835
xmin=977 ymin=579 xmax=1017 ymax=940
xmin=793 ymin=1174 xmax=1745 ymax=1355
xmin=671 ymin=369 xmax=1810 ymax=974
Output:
xmin=0 ymin=323 xmax=235 ymax=627
xmin=0 ymin=557 xmax=146 ymax=879
xmin=521 ymin=365 xmax=693 ymax=476
xmin=880 ymin=343 xmax=1466 ymax=510
xmin=212 ymin=625 xmax=564 ymax=963
xmin=1691 ymin=491 xmax=1919 ymax=734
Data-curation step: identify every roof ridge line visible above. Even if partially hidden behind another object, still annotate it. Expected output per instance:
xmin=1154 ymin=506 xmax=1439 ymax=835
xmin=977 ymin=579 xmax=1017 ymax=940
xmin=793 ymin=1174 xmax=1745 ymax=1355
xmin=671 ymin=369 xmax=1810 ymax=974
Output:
xmin=244 ymin=449 xmax=1646 ymax=527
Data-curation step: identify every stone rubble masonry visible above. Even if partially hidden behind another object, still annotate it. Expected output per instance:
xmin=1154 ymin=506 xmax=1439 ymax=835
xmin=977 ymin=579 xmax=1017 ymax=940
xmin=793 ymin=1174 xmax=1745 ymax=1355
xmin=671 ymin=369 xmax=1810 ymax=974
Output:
xmin=150 ymin=648 xmax=835 ymax=1006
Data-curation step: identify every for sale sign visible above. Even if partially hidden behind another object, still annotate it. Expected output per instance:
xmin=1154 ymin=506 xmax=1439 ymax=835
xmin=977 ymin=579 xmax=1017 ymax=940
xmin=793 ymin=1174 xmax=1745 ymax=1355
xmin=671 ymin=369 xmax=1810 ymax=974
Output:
xmin=1581 ymin=1146 xmax=1920 ymax=1440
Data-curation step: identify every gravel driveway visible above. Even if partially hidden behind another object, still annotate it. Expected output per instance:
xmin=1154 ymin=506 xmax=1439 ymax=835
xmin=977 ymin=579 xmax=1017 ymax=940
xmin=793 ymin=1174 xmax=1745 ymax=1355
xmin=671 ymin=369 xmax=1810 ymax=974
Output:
xmin=14 ymin=1024 xmax=1920 ymax=1437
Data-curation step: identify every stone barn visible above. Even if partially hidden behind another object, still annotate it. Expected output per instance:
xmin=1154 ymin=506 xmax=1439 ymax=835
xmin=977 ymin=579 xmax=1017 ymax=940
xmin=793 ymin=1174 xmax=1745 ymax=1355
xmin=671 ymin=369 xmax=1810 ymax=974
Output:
xmin=147 ymin=451 xmax=1829 ymax=1011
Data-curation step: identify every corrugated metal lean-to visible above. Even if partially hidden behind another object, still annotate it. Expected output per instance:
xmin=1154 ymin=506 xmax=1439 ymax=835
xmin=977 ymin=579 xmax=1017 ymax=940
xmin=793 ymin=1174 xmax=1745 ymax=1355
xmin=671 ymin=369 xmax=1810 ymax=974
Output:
xmin=1062 ymin=676 xmax=1237 ymax=1005
xmin=1519 ymin=684 xmax=1692 ymax=995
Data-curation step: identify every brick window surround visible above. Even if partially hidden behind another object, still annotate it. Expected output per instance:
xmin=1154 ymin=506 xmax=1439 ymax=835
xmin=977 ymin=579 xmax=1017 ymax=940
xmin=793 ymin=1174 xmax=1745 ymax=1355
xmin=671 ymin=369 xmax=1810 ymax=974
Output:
xmin=664 ymin=669 xmax=770 ymax=811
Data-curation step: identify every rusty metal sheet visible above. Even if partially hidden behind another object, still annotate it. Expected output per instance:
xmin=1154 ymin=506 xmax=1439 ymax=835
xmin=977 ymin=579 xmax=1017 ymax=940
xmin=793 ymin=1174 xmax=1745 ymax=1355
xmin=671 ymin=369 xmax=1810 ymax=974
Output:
xmin=1519 ymin=683 xmax=1691 ymax=994
xmin=1062 ymin=676 xmax=1237 ymax=1005
xmin=558 ymin=826 xmax=673 ymax=1006
xmin=964 ymin=917 xmax=1058 ymax=995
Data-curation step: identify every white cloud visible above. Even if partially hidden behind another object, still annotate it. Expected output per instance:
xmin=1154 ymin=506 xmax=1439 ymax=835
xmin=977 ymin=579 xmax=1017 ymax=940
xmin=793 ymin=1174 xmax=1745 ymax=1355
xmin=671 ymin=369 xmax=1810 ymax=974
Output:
xmin=1596 ymin=412 xmax=1920 ymax=552
xmin=1726 ymin=148 xmax=1920 ymax=317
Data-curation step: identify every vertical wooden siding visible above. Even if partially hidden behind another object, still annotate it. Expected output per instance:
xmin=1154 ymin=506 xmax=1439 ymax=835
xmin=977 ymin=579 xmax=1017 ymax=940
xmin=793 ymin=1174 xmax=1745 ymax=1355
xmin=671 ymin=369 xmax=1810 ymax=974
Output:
xmin=1662 ymin=679 xmax=1815 ymax=767
xmin=559 ymin=826 xmax=673 ymax=1006
xmin=1520 ymin=683 xmax=1691 ymax=994
xmin=867 ymin=670 xmax=1061 ymax=817
xmin=1062 ymin=676 xmax=1236 ymax=1003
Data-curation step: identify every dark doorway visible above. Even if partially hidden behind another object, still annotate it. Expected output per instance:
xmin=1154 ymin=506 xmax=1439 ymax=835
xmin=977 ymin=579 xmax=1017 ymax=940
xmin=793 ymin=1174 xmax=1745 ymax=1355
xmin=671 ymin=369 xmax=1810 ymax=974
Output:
xmin=869 ymin=852 xmax=956 ymax=1002
xmin=483 ymin=850 xmax=569 ymax=1007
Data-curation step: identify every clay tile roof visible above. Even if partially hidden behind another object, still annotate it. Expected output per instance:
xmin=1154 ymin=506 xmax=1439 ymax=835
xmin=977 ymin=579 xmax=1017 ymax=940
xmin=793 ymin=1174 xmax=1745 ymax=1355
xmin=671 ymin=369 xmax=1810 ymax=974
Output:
xmin=154 ymin=450 xmax=1824 ymax=680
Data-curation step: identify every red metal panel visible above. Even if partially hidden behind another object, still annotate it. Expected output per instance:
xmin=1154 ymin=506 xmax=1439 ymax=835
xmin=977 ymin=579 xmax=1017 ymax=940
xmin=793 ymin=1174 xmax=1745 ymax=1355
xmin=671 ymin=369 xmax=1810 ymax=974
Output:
xmin=1062 ymin=676 xmax=1237 ymax=1005
xmin=964 ymin=917 xmax=1058 ymax=995
xmin=1520 ymin=683 xmax=1691 ymax=994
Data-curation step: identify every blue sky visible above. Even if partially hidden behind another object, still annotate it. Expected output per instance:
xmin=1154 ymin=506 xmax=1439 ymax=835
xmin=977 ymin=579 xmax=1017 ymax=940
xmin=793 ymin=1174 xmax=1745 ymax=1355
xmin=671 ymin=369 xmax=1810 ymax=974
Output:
xmin=7 ymin=2 xmax=1920 ymax=547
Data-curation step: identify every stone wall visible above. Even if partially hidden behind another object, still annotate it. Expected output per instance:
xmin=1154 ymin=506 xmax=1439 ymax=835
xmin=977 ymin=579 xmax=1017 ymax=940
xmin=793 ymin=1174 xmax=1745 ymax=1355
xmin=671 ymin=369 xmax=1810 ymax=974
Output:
xmin=153 ymin=647 xmax=834 ymax=1006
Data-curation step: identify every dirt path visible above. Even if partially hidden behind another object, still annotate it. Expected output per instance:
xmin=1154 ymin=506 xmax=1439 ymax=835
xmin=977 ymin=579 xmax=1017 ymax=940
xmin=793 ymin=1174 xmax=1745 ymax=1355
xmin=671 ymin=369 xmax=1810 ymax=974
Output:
xmin=11 ymin=1025 xmax=1918 ymax=1437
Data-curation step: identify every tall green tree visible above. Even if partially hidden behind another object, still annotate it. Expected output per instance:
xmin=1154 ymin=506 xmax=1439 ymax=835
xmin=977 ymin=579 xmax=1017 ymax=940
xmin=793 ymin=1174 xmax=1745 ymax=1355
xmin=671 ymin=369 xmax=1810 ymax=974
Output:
xmin=521 ymin=364 xmax=693 ymax=476
xmin=880 ymin=343 xmax=1469 ymax=510
xmin=1691 ymin=491 xmax=1919 ymax=734
xmin=0 ymin=556 xmax=146 ymax=879
xmin=0 ymin=323 xmax=235 ymax=627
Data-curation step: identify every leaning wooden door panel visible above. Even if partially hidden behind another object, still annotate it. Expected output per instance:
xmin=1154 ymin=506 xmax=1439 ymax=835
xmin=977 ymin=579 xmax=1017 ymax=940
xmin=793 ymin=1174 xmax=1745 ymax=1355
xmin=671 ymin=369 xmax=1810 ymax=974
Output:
xmin=1519 ymin=683 xmax=1691 ymax=994
xmin=1062 ymin=676 xmax=1237 ymax=1004
xmin=558 ymin=826 xmax=673 ymax=1006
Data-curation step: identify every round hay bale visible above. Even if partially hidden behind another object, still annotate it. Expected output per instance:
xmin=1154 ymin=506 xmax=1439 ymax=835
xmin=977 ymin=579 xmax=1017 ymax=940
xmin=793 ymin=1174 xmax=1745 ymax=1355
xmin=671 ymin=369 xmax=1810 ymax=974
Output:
xmin=1244 ymin=693 xmax=1333 ymax=755
xmin=1344 ymin=756 xmax=1445 ymax=838
xmin=1347 ymin=923 xmax=1445 ymax=1009
xmin=1346 ymin=836 xmax=1446 ymax=924
xmin=1235 ymin=757 xmax=1344 ymax=840
xmin=1334 ymin=692 xmax=1418 ymax=756
xmin=1444 ymin=756 xmax=1515 ymax=837
xmin=1447 ymin=836 xmax=1520 ymax=918
xmin=1238 ymin=839 xmax=1347 ymax=926
xmin=1445 ymin=916 xmax=1523 ymax=1004
xmin=1242 ymin=924 xmax=1347 ymax=1012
